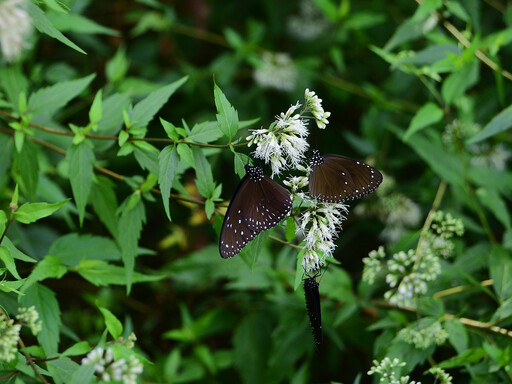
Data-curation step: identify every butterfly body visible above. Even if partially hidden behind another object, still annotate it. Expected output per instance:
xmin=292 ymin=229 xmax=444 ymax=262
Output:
xmin=304 ymin=275 xmax=322 ymax=349
xmin=219 ymin=164 xmax=292 ymax=258
xmin=308 ymin=149 xmax=382 ymax=203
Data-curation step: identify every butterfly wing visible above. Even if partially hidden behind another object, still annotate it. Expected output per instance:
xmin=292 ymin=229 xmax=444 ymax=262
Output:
xmin=219 ymin=176 xmax=258 ymax=258
xmin=219 ymin=173 xmax=292 ymax=258
xmin=324 ymin=154 xmax=382 ymax=201
xmin=309 ymin=155 xmax=356 ymax=202
xmin=244 ymin=176 xmax=292 ymax=232
xmin=304 ymin=277 xmax=322 ymax=349
xmin=309 ymin=153 xmax=382 ymax=202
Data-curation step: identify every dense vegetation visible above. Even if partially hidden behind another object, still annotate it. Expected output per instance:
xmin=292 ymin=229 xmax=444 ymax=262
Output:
xmin=1 ymin=0 xmax=512 ymax=383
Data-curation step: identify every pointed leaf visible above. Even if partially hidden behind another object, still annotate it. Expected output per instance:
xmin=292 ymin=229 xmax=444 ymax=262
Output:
xmin=467 ymin=104 xmax=512 ymax=144
xmin=404 ymin=102 xmax=444 ymax=141
xmin=66 ymin=142 xmax=95 ymax=226
xmin=99 ymin=307 xmax=123 ymax=339
xmin=214 ymin=83 xmax=239 ymax=139
xmin=14 ymin=199 xmax=70 ymax=224
xmin=158 ymin=145 xmax=178 ymax=221
xmin=0 ymin=246 xmax=21 ymax=280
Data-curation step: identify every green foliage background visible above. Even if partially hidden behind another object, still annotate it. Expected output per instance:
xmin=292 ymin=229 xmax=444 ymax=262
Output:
xmin=1 ymin=0 xmax=512 ymax=383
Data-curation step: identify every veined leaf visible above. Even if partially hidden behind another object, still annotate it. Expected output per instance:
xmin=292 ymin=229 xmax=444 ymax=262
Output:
xmin=403 ymin=102 xmax=444 ymax=141
xmin=158 ymin=145 xmax=179 ymax=221
xmin=28 ymin=73 xmax=95 ymax=117
xmin=467 ymin=104 xmax=512 ymax=144
xmin=192 ymin=147 xmax=215 ymax=198
xmin=90 ymin=176 xmax=119 ymax=238
xmin=20 ymin=283 xmax=62 ymax=356
xmin=117 ymin=196 xmax=146 ymax=293
xmin=99 ymin=307 xmax=123 ymax=339
xmin=129 ymin=76 xmax=188 ymax=130
xmin=22 ymin=256 xmax=67 ymax=291
xmin=188 ymin=121 xmax=224 ymax=143
xmin=66 ymin=142 xmax=95 ymax=226
xmin=214 ymin=83 xmax=239 ymax=140
xmin=76 ymin=260 xmax=163 ymax=286
xmin=26 ymin=2 xmax=86 ymax=54
xmin=0 ymin=246 xmax=21 ymax=280
xmin=14 ymin=199 xmax=70 ymax=224
xmin=15 ymin=140 xmax=39 ymax=200
xmin=0 ymin=65 xmax=28 ymax=111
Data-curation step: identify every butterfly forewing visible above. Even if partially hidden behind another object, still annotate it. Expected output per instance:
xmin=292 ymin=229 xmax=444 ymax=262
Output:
xmin=309 ymin=150 xmax=382 ymax=203
xmin=219 ymin=165 xmax=292 ymax=258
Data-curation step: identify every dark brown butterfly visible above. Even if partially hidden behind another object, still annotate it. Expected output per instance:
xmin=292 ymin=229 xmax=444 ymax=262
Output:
xmin=304 ymin=275 xmax=322 ymax=349
xmin=308 ymin=149 xmax=383 ymax=203
xmin=219 ymin=164 xmax=292 ymax=258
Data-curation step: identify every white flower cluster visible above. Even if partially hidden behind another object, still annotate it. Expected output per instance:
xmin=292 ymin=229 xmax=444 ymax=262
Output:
xmin=362 ymin=211 xmax=465 ymax=308
xmin=287 ymin=0 xmax=331 ymax=41
xmin=0 ymin=316 xmax=21 ymax=362
xmin=81 ymin=347 xmax=143 ymax=384
xmin=253 ymin=52 xmax=298 ymax=92
xmin=0 ymin=0 xmax=33 ymax=62
xmin=398 ymin=320 xmax=448 ymax=350
xmin=16 ymin=306 xmax=42 ymax=335
xmin=470 ymin=143 xmax=510 ymax=170
xmin=427 ymin=367 xmax=453 ymax=384
xmin=247 ymin=91 xmax=330 ymax=177
xmin=299 ymin=200 xmax=348 ymax=272
xmin=368 ymin=357 xmax=420 ymax=384
xmin=304 ymin=89 xmax=330 ymax=129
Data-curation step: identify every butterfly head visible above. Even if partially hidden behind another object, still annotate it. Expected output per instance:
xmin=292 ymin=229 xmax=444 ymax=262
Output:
xmin=244 ymin=164 xmax=264 ymax=182
xmin=310 ymin=149 xmax=324 ymax=167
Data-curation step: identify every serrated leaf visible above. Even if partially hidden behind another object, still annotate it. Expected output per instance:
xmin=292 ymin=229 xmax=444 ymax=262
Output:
xmin=14 ymin=199 xmax=70 ymax=224
xmin=177 ymin=143 xmax=194 ymax=168
xmin=192 ymin=147 xmax=214 ymax=198
xmin=26 ymin=2 xmax=85 ymax=54
xmin=46 ymin=12 xmax=119 ymax=36
xmin=77 ymin=260 xmax=163 ymax=286
xmin=28 ymin=73 xmax=95 ymax=116
xmin=160 ymin=118 xmax=180 ymax=141
xmin=66 ymin=142 xmax=95 ymax=226
xmin=158 ymin=145 xmax=179 ymax=221
xmin=130 ymin=76 xmax=188 ymax=130
xmin=214 ymin=83 xmax=239 ymax=139
xmin=117 ymin=197 xmax=146 ymax=293
xmin=20 ymin=283 xmax=61 ymax=356
xmin=48 ymin=233 xmax=121 ymax=267
xmin=133 ymin=145 xmax=159 ymax=175
xmin=90 ymin=176 xmax=119 ymax=238
xmin=490 ymin=246 xmax=512 ymax=302
xmin=47 ymin=357 xmax=81 ymax=384
xmin=0 ymin=246 xmax=21 ymax=280
xmin=468 ymin=104 xmax=512 ymax=144
xmin=233 ymin=151 xmax=250 ymax=178
xmin=99 ymin=307 xmax=123 ymax=339
xmin=404 ymin=102 xmax=444 ymax=140
xmin=436 ymin=348 xmax=486 ymax=369
xmin=22 ymin=256 xmax=67 ymax=291
xmin=188 ymin=121 xmax=224 ymax=143
xmin=15 ymin=140 xmax=39 ymax=200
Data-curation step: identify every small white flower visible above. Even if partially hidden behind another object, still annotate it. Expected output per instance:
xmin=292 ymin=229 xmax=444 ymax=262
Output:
xmin=16 ymin=306 xmax=42 ymax=336
xmin=287 ymin=0 xmax=331 ymax=41
xmin=0 ymin=0 xmax=33 ymax=62
xmin=253 ymin=52 xmax=298 ymax=92
xmin=0 ymin=317 xmax=21 ymax=362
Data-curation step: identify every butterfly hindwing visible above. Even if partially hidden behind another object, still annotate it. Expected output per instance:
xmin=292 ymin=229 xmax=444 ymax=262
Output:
xmin=219 ymin=165 xmax=292 ymax=258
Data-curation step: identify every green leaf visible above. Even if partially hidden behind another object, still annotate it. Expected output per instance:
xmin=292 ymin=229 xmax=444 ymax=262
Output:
xmin=285 ymin=217 xmax=297 ymax=243
xmin=99 ymin=307 xmax=123 ymax=339
xmin=0 ymin=210 xmax=6 ymax=235
xmin=61 ymin=341 xmax=92 ymax=357
xmin=436 ymin=348 xmax=486 ymax=369
xmin=22 ymin=256 xmax=67 ymax=291
xmin=95 ymin=93 xmax=131 ymax=151
xmin=384 ymin=14 xmax=432 ymax=51
xmin=69 ymin=362 xmax=95 ymax=384
xmin=403 ymin=102 xmax=444 ymax=140
xmin=476 ymin=188 xmax=511 ymax=230
xmin=414 ymin=0 xmax=443 ymax=18
xmin=26 ymin=2 xmax=86 ymax=54
xmin=192 ymin=147 xmax=214 ymax=198
xmin=90 ymin=176 xmax=119 ymax=238
xmin=130 ymin=76 xmax=188 ymax=129
xmin=117 ymin=196 xmax=146 ymax=293
xmin=2 ymin=237 xmax=36 ymax=263
xmin=158 ymin=145 xmax=179 ymax=221
xmin=106 ymin=47 xmax=129 ymax=84
xmin=187 ymin=121 xmax=224 ymax=143
xmin=177 ymin=143 xmax=195 ymax=168
xmin=14 ymin=199 xmax=70 ymax=224
xmin=47 ymin=357 xmax=81 ymax=384
xmin=89 ymin=89 xmax=103 ymax=126
xmin=441 ymin=60 xmax=479 ymax=105
xmin=0 ymin=246 xmax=21 ymax=280
xmin=28 ymin=73 xmax=95 ymax=117
xmin=48 ymin=233 xmax=121 ymax=267
xmin=233 ymin=151 xmax=250 ymax=178
xmin=205 ymin=199 xmax=215 ymax=219
xmin=66 ymin=142 xmax=95 ymax=226
xmin=160 ymin=118 xmax=180 ymax=141
xmin=490 ymin=246 xmax=512 ymax=302
xmin=19 ymin=283 xmax=61 ymax=356
xmin=14 ymin=140 xmax=39 ymax=200
xmin=0 ymin=65 xmax=28 ymax=110
xmin=77 ymin=260 xmax=163 ymax=286
xmin=444 ymin=319 xmax=468 ymax=352
xmin=214 ymin=83 xmax=239 ymax=140
xmin=467 ymin=104 xmax=512 ymax=144
xmin=46 ymin=12 xmax=119 ymax=36
xmin=0 ymin=133 xmax=14 ymax=187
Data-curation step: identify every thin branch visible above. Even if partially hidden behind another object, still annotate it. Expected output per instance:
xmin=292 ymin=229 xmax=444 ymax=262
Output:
xmin=433 ymin=279 xmax=493 ymax=298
